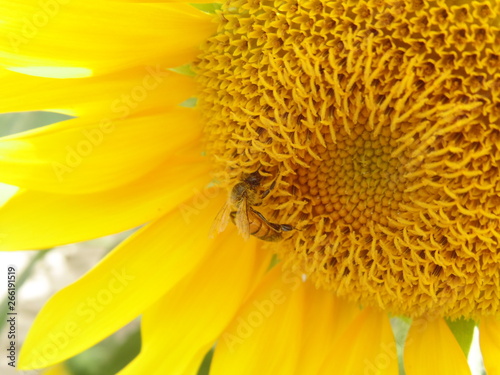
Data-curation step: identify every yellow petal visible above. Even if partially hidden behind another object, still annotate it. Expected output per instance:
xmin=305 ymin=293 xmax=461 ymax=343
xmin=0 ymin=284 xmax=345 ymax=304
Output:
xmin=210 ymin=266 xmax=305 ymax=375
xmin=0 ymin=68 xmax=196 ymax=116
xmin=0 ymin=143 xmax=212 ymax=250
xmin=0 ymin=107 xmax=201 ymax=194
xmin=479 ymin=317 xmax=500 ymax=375
xmin=18 ymin=193 xmax=225 ymax=369
xmin=245 ymin=242 xmax=278 ymax=296
xmin=404 ymin=317 xmax=471 ymax=375
xmin=119 ymin=232 xmax=272 ymax=375
xmin=1 ymin=2 xmax=216 ymax=77
xmin=41 ymin=364 xmax=71 ymax=375
xmin=0 ymin=145 xmax=214 ymax=250
xmin=297 ymin=287 xmax=359 ymax=375
xmin=319 ymin=307 xmax=398 ymax=375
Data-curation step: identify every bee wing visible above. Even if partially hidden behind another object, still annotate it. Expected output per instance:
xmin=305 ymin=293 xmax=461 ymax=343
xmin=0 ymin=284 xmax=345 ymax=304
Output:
xmin=235 ymin=198 xmax=250 ymax=240
xmin=209 ymin=202 xmax=231 ymax=238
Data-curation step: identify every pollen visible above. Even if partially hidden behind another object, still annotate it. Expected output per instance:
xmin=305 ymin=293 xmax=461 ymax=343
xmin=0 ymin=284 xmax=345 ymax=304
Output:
xmin=195 ymin=0 xmax=500 ymax=320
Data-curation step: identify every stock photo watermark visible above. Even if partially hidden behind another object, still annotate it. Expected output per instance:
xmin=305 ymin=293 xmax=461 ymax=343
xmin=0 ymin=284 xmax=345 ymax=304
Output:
xmin=50 ymin=64 xmax=173 ymax=182
xmin=178 ymin=185 xmax=220 ymax=224
xmin=5 ymin=266 xmax=17 ymax=368
xmin=111 ymin=65 xmax=170 ymax=119
xmin=51 ymin=119 xmax=115 ymax=181
xmin=221 ymin=269 xmax=301 ymax=353
xmin=8 ymin=0 xmax=71 ymax=53
xmin=26 ymin=267 xmax=135 ymax=369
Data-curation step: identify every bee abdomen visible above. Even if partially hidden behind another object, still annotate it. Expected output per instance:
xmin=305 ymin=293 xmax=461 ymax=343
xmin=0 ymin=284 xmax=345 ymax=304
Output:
xmin=249 ymin=219 xmax=264 ymax=235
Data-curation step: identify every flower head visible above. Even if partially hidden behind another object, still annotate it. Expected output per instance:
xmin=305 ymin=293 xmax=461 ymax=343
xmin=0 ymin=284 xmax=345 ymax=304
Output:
xmin=197 ymin=0 xmax=500 ymax=323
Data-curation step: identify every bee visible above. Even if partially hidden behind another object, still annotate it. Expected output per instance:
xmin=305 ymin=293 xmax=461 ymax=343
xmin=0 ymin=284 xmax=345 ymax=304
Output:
xmin=230 ymin=208 xmax=293 ymax=241
xmin=211 ymin=171 xmax=293 ymax=241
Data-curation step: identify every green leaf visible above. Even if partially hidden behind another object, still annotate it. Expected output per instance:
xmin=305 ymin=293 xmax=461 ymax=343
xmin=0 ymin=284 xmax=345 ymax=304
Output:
xmin=180 ymin=97 xmax=198 ymax=108
xmin=65 ymin=322 xmax=141 ymax=375
xmin=267 ymin=253 xmax=280 ymax=270
xmin=0 ymin=111 xmax=72 ymax=137
xmin=446 ymin=318 xmax=476 ymax=357
xmin=169 ymin=64 xmax=196 ymax=77
xmin=390 ymin=317 xmax=411 ymax=375
xmin=197 ymin=347 xmax=214 ymax=375
xmin=191 ymin=3 xmax=222 ymax=14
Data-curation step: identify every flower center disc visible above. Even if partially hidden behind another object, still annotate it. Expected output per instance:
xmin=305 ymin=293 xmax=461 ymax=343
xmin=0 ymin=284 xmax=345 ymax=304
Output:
xmin=195 ymin=0 xmax=500 ymax=319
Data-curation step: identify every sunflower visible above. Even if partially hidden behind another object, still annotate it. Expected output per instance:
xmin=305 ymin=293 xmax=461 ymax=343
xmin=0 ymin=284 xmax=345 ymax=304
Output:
xmin=1 ymin=0 xmax=500 ymax=374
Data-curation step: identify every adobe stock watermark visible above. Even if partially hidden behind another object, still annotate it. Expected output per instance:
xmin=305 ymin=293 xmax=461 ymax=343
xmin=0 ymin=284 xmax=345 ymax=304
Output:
xmin=26 ymin=267 xmax=135 ymax=369
xmin=51 ymin=118 xmax=114 ymax=182
xmin=9 ymin=0 xmax=71 ymax=53
xmin=362 ymin=340 xmax=399 ymax=375
xmin=50 ymin=64 xmax=171 ymax=182
xmin=221 ymin=269 xmax=302 ymax=353
xmin=110 ymin=65 xmax=169 ymax=120
xmin=178 ymin=185 xmax=221 ymax=224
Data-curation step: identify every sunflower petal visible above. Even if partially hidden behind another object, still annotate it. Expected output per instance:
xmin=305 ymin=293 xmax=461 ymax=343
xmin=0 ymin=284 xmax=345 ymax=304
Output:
xmin=0 ymin=107 xmax=201 ymax=194
xmin=245 ymin=243 xmax=278 ymax=296
xmin=210 ymin=266 xmax=305 ymax=375
xmin=297 ymin=288 xmax=359 ymax=374
xmin=0 ymin=142 xmax=212 ymax=250
xmin=404 ymin=317 xmax=471 ymax=375
xmin=41 ymin=364 xmax=71 ymax=375
xmin=479 ymin=317 xmax=500 ymax=375
xmin=18 ymin=193 xmax=225 ymax=369
xmin=1 ymin=2 xmax=216 ymax=77
xmin=119 ymin=232 xmax=272 ymax=375
xmin=318 ymin=307 xmax=397 ymax=375
xmin=0 ymin=68 xmax=196 ymax=116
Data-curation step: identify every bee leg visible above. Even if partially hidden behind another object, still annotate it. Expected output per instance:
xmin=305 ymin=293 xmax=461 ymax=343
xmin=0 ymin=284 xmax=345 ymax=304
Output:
xmin=260 ymin=179 xmax=276 ymax=201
